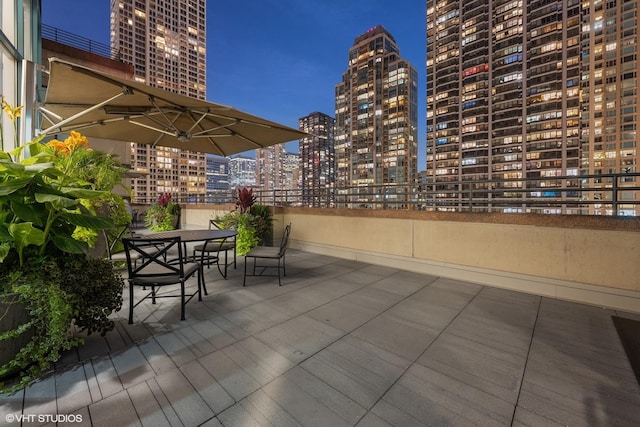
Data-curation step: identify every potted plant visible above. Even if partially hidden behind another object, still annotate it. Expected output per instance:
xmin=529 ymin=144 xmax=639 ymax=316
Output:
xmin=0 ymin=100 xmax=125 ymax=393
xmin=144 ymin=192 xmax=181 ymax=231
xmin=216 ymin=188 xmax=273 ymax=255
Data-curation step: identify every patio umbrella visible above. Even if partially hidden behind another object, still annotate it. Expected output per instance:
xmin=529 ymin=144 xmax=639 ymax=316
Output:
xmin=38 ymin=58 xmax=308 ymax=156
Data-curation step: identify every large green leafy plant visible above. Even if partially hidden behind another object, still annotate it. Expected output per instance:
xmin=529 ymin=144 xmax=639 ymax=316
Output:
xmin=0 ymin=100 xmax=124 ymax=393
xmin=217 ymin=188 xmax=273 ymax=255
xmin=144 ymin=192 xmax=181 ymax=231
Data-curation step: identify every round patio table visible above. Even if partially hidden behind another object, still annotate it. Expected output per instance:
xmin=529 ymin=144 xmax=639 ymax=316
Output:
xmin=145 ymin=229 xmax=237 ymax=277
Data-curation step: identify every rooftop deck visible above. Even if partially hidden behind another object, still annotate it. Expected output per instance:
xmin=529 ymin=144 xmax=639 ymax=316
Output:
xmin=2 ymin=249 xmax=639 ymax=426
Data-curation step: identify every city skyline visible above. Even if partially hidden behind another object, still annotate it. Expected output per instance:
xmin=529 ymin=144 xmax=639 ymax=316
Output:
xmin=426 ymin=0 xmax=638 ymax=216
xmin=42 ymin=0 xmax=428 ymax=169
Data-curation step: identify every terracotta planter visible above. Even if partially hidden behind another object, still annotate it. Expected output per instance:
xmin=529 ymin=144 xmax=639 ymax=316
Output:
xmin=0 ymin=293 xmax=33 ymax=377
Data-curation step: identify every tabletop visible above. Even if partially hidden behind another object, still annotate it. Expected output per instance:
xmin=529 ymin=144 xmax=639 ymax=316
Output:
xmin=145 ymin=229 xmax=236 ymax=242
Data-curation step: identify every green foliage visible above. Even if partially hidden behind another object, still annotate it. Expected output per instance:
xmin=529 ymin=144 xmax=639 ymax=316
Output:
xmin=144 ymin=204 xmax=176 ymax=231
xmin=217 ymin=204 xmax=273 ymax=255
xmin=0 ymin=259 xmax=79 ymax=394
xmin=217 ymin=194 xmax=274 ymax=255
xmin=58 ymin=255 xmax=125 ymax=336
xmin=234 ymin=212 xmax=260 ymax=255
xmin=144 ymin=193 xmax=180 ymax=232
xmin=250 ymin=204 xmax=273 ymax=245
xmin=0 ymin=101 xmax=128 ymax=392
xmin=0 ymin=132 xmax=116 ymax=269
xmin=166 ymin=201 xmax=181 ymax=215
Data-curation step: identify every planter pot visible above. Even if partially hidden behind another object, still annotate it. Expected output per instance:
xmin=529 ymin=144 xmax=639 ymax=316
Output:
xmin=0 ymin=293 xmax=33 ymax=378
xmin=172 ymin=214 xmax=181 ymax=229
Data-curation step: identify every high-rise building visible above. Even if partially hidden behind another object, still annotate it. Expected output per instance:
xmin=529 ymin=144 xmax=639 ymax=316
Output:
xmin=283 ymin=151 xmax=301 ymax=191
xmin=255 ymin=144 xmax=287 ymax=192
xmin=206 ymin=155 xmax=230 ymax=203
xmin=228 ymin=156 xmax=256 ymax=189
xmin=299 ymin=112 xmax=335 ymax=207
xmin=426 ymin=0 xmax=638 ymax=215
xmin=110 ymin=0 xmax=207 ymax=204
xmin=581 ymin=1 xmax=639 ymax=216
xmin=335 ymin=26 xmax=419 ymax=209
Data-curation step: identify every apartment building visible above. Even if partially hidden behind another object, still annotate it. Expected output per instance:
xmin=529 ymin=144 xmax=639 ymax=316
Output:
xmin=335 ymin=25 xmax=419 ymax=208
xmin=110 ymin=0 xmax=207 ymax=203
xmin=299 ymin=111 xmax=335 ymax=207
xmin=426 ymin=0 xmax=638 ymax=215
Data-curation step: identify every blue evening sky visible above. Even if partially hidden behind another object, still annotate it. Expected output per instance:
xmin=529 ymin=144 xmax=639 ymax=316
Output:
xmin=42 ymin=0 xmax=427 ymax=169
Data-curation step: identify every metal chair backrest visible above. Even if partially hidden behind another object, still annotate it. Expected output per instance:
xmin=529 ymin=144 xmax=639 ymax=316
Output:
xmin=104 ymin=223 xmax=134 ymax=258
xmin=123 ymin=237 xmax=187 ymax=279
xmin=210 ymin=218 xmax=237 ymax=230
xmin=279 ymin=223 xmax=291 ymax=257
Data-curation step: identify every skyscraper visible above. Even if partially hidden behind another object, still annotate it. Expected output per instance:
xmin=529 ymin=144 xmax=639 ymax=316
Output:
xmin=581 ymin=0 xmax=639 ymax=216
xmin=110 ymin=0 xmax=207 ymax=203
xmin=426 ymin=0 xmax=638 ymax=215
xmin=255 ymin=144 xmax=287 ymax=192
xmin=299 ymin=112 xmax=335 ymax=207
xmin=205 ymin=155 xmax=230 ymax=203
xmin=228 ymin=156 xmax=256 ymax=189
xmin=335 ymin=26 xmax=419 ymax=209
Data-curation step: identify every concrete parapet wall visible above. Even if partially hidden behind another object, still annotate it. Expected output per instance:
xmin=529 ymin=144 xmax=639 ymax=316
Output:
xmin=274 ymin=207 xmax=640 ymax=313
xmin=182 ymin=205 xmax=640 ymax=312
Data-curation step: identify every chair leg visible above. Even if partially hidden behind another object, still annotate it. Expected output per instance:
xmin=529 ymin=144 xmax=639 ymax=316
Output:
xmin=180 ymin=281 xmax=186 ymax=321
xmin=200 ymin=266 xmax=207 ymax=296
xmin=233 ymin=247 xmax=237 ymax=269
xmin=128 ymin=281 xmax=134 ymax=324
xmin=277 ymin=258 xmax=281 ymax=286
xmin=243 ymin=256 xmax=247 ymax=287
xmin=216 ymin=252 xmax=227 ymax=279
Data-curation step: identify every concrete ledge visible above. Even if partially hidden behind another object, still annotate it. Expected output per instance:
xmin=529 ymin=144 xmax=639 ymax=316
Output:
xmin=292 ymin=240 xmax=640 ymax=314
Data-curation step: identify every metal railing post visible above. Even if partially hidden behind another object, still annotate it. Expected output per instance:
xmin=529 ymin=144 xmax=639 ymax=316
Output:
xmin=612 ymin=176 xmax=619 ymax=215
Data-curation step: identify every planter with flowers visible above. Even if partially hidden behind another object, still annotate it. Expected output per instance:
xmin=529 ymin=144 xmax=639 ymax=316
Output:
xmin=216 ymin=187 xmax=273 ymax=255
xmin=0 ymin=100 xmax=126 ymax=393
xmin=144 ymin=192 xmax=181 ymax=232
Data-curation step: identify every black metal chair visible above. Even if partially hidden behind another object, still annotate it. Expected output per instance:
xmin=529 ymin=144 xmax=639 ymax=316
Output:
xmin=192 ymin=219 xmax=236 ymax=278
xmin=243 ymin=223 xmax=291 ymax=286
xmin=103 ymin=223 xmax=139 ymax=266
xmin=123 ymin=236 xmax=206 ymax=324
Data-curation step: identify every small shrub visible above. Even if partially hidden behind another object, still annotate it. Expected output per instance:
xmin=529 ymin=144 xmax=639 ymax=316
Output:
xmin=250 ymin=204 xmax=273 ymax=244
xmin=58 ymin=255 xmax=125 ymax=336
xmin=234 ymin=212 xmax=260 ymax=255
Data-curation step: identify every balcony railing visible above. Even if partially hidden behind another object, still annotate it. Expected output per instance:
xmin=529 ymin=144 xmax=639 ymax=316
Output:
xmin=42 ymin=24 xmax=118 ymax=60
xmin=132 ymin=172 xmax=640 ymax=216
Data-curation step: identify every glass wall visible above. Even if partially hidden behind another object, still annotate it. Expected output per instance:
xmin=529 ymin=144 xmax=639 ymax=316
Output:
xmin=0 ymin=0 xmax=40 ymax=150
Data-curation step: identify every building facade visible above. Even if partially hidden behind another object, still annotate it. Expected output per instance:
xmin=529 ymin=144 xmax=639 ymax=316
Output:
xmin=205 ymin=155 xmax=230 ymax=203
xmin=426 ymin=0 xmax=638 ymax=215
xmin=335 ymin=25 xmax=419 ymax=209
xmin=283 ymin=151 xmax=301 ymax=192
xmin=110 ymin=0 xmax=207 ymax=204
xmin=228 ymin=156 xmax=257 ymax=190
xmin=255 ymin=144 xmax=287 ymax=192
xmin=581 ymin=0 xmax=639 ymax=216
xmin=299 ymin=112 xmax=335 ymax=207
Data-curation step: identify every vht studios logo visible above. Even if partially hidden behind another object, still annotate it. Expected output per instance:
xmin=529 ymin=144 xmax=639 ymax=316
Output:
xmin=6 ymin=413 xmax=83 ymax=423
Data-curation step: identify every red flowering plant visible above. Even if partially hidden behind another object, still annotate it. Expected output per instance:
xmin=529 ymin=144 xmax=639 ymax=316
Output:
xmin=236 ymin=187 xmax=256 ymax=213
xmin=158 ymin=192 xmax=171 ymax=208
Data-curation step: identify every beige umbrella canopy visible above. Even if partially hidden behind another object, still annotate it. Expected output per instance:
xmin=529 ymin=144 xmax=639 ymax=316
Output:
xmin=38 ymin=58 xmax=308 ymax=156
